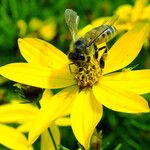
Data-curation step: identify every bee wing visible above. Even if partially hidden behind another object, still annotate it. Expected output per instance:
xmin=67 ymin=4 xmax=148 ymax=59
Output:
xmin=65 ymin=9 xmax=79 ymax=42
xmin=86 ymin=15 xmax=119 ymax=46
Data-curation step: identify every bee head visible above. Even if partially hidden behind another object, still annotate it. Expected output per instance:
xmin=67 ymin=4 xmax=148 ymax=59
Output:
xmin=68 ymin=52 xmax=85 ymax=62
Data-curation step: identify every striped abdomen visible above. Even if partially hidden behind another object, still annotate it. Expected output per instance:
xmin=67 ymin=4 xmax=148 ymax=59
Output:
xmin=95 ymin=25 xmax=117 ymax=44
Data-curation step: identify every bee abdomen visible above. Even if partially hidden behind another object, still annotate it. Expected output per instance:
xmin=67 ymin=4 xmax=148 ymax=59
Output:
xmin=96 ymin=25 xmax=117 ymax=44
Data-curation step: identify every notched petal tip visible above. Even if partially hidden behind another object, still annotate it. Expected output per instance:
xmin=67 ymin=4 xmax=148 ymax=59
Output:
xmin=18 ymin=37 xmax=69 ymax=68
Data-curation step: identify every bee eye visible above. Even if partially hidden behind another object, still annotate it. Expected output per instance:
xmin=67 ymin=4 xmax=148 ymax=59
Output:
xmin=68 ymin=52 xmax=77 ymax=61
xmin=68 ymin=52 xmax=85 ymax=61
xmin=77 ymin=53 xmax=85 ymax=60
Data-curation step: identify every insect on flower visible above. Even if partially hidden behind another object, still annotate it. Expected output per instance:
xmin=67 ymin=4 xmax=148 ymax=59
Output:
xmin=65 ymin=9 xmax=118 ymax=88
xmin=65 ymin=9 xmax=118 ymax=72
xmin=0 ymin=8 xmax=149 ymax=149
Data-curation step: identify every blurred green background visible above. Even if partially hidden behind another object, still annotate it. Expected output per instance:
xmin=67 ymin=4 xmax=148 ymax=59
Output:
xmin=0 ymin=0 xmax=150 ymax=150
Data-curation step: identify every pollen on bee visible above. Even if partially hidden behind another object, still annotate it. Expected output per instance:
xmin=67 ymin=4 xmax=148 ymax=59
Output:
xmin=73 ymin=59 xmax=102 ymax=88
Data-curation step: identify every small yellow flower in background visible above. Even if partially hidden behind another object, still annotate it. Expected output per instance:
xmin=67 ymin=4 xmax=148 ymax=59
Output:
xmin=0 ymin=90 xmax=70 ymax=150
xmin=115 ymin=0 xmax=150 ymax=30
xmin=38 ymin=19 xmax=57 ymax=41
xmin=92 ymin=0 xmax=150 ymax=31
xmin=17 ymin=18 xmax=57 ymax=41
xmin=29 ymin=18 xmax=43 ymax=31
xmin=0 ymin=21 xmax=149 ymax=149
xmin=17 ymin=20 xmax=28 ymax=37
xmin=0 ymin=124 xmax=33 ymax=150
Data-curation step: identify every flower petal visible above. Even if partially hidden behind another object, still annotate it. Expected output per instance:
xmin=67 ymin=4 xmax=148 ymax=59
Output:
xmin=40 ymin=89 xmax=53 ymax=107
xmin=41 ymin=126 xmax=60 ymax=150
xmin=101 ymin=69 xmax=150 ymax=94
xmin=17 ymin=117 xmax=70 ymax=132
xmin=93 ymin=83 xmax=150 ymax=113
xmin=28 ymin=85 xmax=78 ymax=145
xmin=104 ymin=23 xmax=150 ymax=74
xmin=54 ymin=117 xmax=71 ymax=126
xmin=17 ymin=123 xmax=32 ymax=133
xmin=131 ymin=0 xmax=147 ymax=22
xmin=0 ymin=63 xmax=76 ymax=89
xmin=0 ymin=103 xmax=38 ymax=124
xmin=71 ymin=88 xmax=103 ymax=149
xmin=0 ymin=124 xmax=33 ymax=150
xmin=18 ymin=38 xmax=69 ymax=69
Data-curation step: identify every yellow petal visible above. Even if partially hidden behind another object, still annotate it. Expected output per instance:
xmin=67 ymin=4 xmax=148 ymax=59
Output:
xmin=131 ymin=0 xmax=148 ymax=22
xmin=101 ymin=69 xmax=150 ymax=94
xmin=40 ymin=89 xmax=53 ymax=107
xmin=71 ymin=88 xmax=103 ymax=149
xmin=93 ymin=83 xmax=150 ymax=113
xmin=41 ymin=126 xmax=60 ymax=150
xmin=17 ymin=123 xmax=32 ymax=133
xmin=54 ymin=117 xmax=71 ymax=126
xmin=0 ymin=124 xmax=33 ymax=150
xmin=0 ymin=63 xmax=76 ymax=89
xmin=0 ymin=103 xmax=38 ymax=124
xmin=115 ymin=5 xmax=133 ymax=21
xmin=104 ymin=23 xmax=150 ymax=74
xmin=18 ymin=38 xmax=69 ymax=69
xmin=141 ymin=5 xmax=150 ymax=20
xmin=28 ymin=86 xmax=78 ymax=145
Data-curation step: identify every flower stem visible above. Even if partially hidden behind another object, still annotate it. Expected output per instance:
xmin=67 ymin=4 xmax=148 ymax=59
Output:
xmin=48 ymin=127 xmax=58 ymax=150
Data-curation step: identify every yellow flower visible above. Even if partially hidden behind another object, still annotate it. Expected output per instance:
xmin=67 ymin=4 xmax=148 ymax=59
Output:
xmin=29 ymin=18 xmax=57 ymax=41
xmin=0 ymin=90 xmax=70 ymax=150
xmin=17 ymin=20 xmax=28 ymax=37
xmin=17 ymin=18 xmax=57 ymax=41
xmin=115 ymin=0 xmax=150 ymax=30
xmin=29 ymin=18 xmax=43 ymax=31
xmin=0 ymin=22 xmax=150 ymax=149
xmin=0 ymin=124 xmax=33 ymax=150
xmin=92 ymin=0 xmax=150 ymax=31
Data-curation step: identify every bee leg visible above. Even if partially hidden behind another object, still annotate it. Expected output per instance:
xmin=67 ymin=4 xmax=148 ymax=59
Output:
xmin=99 ymin=46 xmax=108 ymax=69
xmin=98 ymin=46 xmax=107 ymax=51
xmin=69 ymin=63 xmax=75 ymax=73
xmin=93 ymin=43 xmax=98 ymax=59
xmin=94 ymin=44 xmax=107 ymax=59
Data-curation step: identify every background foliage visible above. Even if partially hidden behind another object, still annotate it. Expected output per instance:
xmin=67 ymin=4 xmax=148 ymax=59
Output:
xmin=0 ymin=0 xmax=149 ymax=150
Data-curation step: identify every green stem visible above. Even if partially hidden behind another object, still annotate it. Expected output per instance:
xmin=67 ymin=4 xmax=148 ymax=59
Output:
xmin=48 ymin=127 xmax=57 ymax=150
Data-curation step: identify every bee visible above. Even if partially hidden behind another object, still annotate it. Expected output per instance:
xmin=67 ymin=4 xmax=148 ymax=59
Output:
xmin=65 ymin=9 xmax=118 ymax=70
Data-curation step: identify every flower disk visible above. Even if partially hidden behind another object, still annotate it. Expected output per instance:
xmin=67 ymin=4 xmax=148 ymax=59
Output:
xmin=73 ymin=59 xmax=102 ymax=88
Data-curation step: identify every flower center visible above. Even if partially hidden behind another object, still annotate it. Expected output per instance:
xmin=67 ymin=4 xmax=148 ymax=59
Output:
xmin=73 ymin=59 xmax=102 ymax=88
